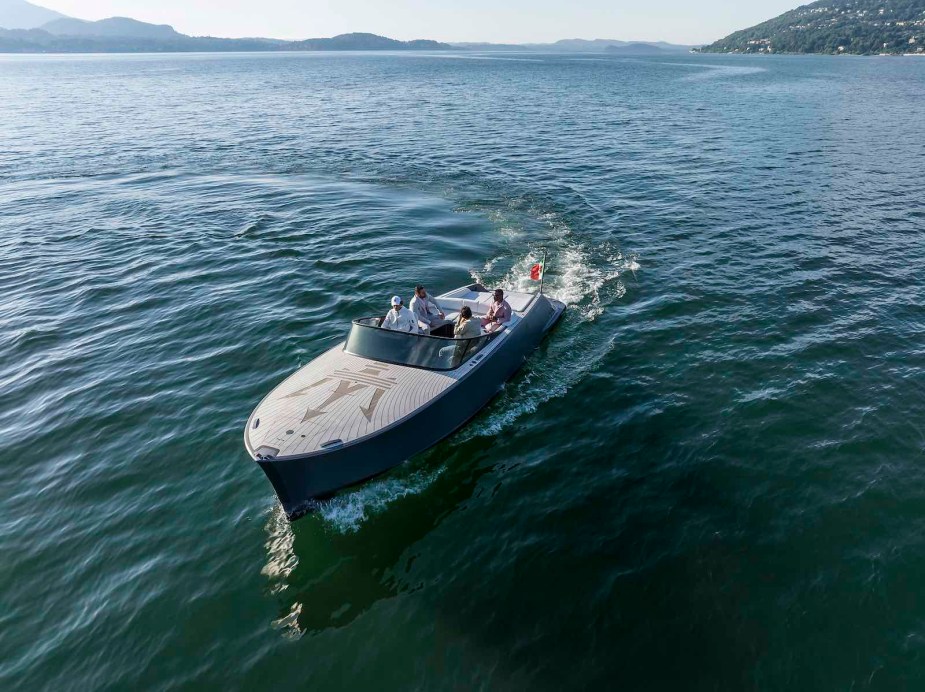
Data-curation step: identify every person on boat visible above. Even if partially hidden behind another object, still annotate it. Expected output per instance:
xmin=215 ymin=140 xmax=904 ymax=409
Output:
xmin=481 ymin=289 xmax=512 ymax=333
xmin=410 ymin=284 xmax=446 ymax=330
xmin=383 ymin=296 xmax=419 ymax=333
xmin=454 ymin=306 xmax=481 ymax=339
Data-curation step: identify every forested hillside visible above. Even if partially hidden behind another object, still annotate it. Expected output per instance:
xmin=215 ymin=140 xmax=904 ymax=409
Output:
xmin=701 ymin=0 xmax=925 ymax=54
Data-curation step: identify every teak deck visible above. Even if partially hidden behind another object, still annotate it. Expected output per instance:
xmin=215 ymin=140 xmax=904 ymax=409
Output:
xmin=246 ymin=348 xmax=462 ymax=457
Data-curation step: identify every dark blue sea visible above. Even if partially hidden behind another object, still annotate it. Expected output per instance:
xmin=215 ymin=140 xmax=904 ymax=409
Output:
xmin=1 ymin=51 xmax=924 ymax=689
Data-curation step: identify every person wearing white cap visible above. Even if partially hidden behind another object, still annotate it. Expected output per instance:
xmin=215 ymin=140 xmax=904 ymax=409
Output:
xmin=383 ymin=296 xmax=419 ymax=333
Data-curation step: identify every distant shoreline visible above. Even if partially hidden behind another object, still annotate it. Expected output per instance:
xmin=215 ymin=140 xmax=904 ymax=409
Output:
xmin=3 ymin=49 xmax=924 ymax=57
xmin=0 ymin=49 xmax=453 ymax=55
xmin=0 ymin=20 xmax=693 ymax=56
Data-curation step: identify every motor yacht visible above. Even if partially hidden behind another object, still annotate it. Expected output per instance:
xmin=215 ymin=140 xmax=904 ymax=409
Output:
xmin=244 ymin=283 xmax=565 ymax=520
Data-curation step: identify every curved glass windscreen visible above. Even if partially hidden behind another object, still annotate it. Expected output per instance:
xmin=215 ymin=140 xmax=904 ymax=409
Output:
xmin=344 ymin=318 xmax=493 ymax=370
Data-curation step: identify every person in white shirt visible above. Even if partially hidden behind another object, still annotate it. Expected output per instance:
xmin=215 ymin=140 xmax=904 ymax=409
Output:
xmin=383 ymin=296 xmax=419 ymax=333
xmin=409 ymin=284 xmax=446 ymax=331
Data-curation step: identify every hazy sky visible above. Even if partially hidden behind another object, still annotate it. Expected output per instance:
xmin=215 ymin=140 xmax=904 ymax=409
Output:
xmin=38 ymin=1 xmax=801 ymax=44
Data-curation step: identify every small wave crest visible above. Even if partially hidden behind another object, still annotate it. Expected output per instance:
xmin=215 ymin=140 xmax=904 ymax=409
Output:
xmin=234 ymin=213 xmax=274 ymax=238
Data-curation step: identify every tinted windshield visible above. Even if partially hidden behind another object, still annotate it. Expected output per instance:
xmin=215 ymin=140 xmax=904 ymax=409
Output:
xmin=344 ymin=318 xmax=492 ymax=370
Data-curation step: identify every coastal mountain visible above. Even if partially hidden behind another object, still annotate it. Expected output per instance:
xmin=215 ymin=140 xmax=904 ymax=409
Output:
xmin=0 ymin=0 xmax=65 ymax=29
xmin=40 ymin=17 xmax=182 ymax=40
xmin=701 ymin=0 xmax=925 ymax=55
xmin=0 ymin=19 xmax=454 ymax=52
xmin=0 ymin=0 xmax=690 ymax=54
xmin=0 ymin=0 xmax=454 ymax=51
xmin=0 ymin=27 xmax=288 ymax=52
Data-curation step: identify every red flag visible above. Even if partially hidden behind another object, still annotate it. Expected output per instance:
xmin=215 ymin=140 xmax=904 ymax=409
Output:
xmin=530 ymin=262 xmax=543 ymax=281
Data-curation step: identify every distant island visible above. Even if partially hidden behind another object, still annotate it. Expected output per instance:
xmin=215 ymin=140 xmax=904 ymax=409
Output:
xmin=700 ymin=0 xmax=925 ymax=55
xmin=0 ymin=0 xmax=693 ymax=54
xmin=604 ymin=42 xmax=678 ymax=55
xmin=451 ymin=38 xmax=693 ymax=53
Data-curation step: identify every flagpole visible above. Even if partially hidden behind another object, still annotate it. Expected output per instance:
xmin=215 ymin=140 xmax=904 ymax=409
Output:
xmin=539 ymin=247 xmax=548 ymax=296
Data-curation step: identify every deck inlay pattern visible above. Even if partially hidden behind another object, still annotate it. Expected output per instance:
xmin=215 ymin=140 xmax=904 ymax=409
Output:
xmin=247 ymin=346 xmax=459 ymax=456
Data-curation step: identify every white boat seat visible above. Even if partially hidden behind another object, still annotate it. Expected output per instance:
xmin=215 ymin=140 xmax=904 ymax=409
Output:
xmin=434 ymin=297 xmax=490 ymax=316
xmin=437 ymin=292 xmax=535 ymax=315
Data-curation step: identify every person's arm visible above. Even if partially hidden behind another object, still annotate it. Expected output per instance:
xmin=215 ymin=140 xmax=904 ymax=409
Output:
xmin=414 ymin=297 xmax=433 ymax=326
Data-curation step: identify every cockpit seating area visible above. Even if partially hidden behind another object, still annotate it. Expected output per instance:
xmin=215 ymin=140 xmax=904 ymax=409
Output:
xmin=432 ymin=286 xmax=534 ymax=335
xmin=375 ymin=286 xmax=535 ymax=338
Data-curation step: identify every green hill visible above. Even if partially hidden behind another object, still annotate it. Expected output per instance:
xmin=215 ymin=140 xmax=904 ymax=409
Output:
xmin=701 ymin=0 xmax=925 ymax=55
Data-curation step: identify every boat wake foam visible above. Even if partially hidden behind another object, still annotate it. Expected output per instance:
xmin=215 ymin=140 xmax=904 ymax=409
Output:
xmin=466 ymin=237 xmax=638 ymax=438
xmin=315 ymin=467 xmax=444 ymax=533
xmin=472 ymin=241 xmax=636 ymax=321
xmin=459 ymin=331 xmax=618 ymax=440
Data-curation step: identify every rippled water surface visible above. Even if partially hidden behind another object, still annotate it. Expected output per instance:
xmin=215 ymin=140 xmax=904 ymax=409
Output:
xmin=2 ymin=52 xmax=925 ymax=689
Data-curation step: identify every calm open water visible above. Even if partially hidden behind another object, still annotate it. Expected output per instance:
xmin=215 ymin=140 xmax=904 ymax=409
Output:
xmin=1 ymin=51 xmax=924 ymax=690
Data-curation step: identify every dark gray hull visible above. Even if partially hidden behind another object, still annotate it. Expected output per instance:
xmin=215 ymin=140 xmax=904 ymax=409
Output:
xmin=256 ymin=294 xmax=564 ymax=520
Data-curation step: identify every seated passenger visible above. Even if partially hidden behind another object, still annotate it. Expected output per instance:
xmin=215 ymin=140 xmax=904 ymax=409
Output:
xmin=383 ymin=296 xmax=419 ymax=333
xmin=410 ymin=284 xmax=446 ymax=331
xmin=454 ymin=306 xmax=481 ymax=339
xmin=480 ymin=289 xmax=512 ymax=333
